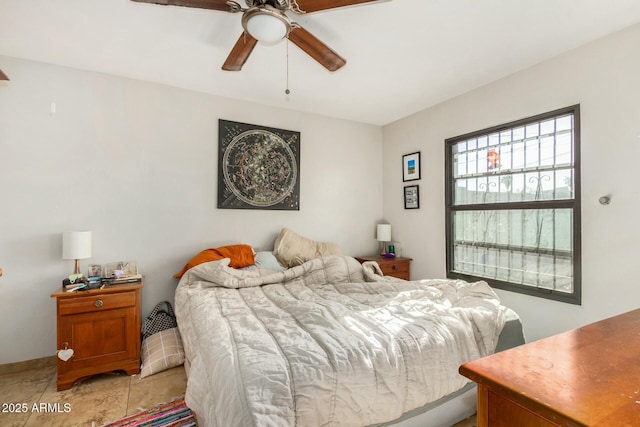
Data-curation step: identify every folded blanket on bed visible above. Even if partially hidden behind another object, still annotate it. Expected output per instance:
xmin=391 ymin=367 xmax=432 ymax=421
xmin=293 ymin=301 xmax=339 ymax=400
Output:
xmin=175 ymin=255 xmax=505 ymax=427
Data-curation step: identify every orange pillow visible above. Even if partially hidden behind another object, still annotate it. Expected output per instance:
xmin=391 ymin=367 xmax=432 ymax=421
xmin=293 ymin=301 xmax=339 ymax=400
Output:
xmin=174 ymin=244 xmax=255 ymax=278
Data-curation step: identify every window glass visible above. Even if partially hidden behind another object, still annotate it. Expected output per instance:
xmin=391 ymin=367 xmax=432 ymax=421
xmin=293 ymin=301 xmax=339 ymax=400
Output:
xmin=446 ymin=106 xmax=581 ymax=304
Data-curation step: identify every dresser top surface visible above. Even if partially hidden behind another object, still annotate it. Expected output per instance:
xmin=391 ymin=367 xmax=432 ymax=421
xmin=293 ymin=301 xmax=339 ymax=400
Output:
xmin=460 ymin=308 xmax=640 ymax=426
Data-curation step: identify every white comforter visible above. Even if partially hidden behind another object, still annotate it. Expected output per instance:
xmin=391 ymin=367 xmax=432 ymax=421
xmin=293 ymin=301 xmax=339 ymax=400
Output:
xmin=175 ymin=255 xmax=505 ymax=427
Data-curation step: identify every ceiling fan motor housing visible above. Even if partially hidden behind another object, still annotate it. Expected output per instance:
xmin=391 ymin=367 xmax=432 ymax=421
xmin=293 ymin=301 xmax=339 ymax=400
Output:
xmin=242 ymin=4 xmax=292 ymax=44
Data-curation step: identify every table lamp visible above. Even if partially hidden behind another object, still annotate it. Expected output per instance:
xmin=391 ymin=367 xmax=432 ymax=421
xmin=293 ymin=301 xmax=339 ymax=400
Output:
xmin=376 ymin=224 xmax=392 ymax=256
xmin=63 ymin=231 xmax=92 ymax=275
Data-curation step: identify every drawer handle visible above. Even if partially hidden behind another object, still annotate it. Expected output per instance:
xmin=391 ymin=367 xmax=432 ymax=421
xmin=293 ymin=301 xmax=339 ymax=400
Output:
xmin=94 ymin=299 xmax=104 ymax=308
xmin=393 ymin=265 xmax=399 ymax=270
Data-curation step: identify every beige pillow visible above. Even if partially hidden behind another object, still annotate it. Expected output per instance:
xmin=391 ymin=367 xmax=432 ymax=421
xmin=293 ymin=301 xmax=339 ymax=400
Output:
xmin=140 ymin=328 xmax=185 ymax=378
xmin=272 ymin=228 xmax=342 ymax=268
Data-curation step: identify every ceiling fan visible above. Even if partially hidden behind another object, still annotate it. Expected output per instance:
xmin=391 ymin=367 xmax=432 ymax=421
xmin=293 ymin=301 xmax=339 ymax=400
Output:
xmin=130 ymin=0 xmax=384 ymax=72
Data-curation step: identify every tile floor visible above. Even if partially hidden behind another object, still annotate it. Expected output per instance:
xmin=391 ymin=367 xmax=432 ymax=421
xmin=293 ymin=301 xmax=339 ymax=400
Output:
xmin=0 ymin=364 xmax=187 ymax=427
xmin=0 ymin=364 xmax=476 ymax=427
xmin=451 ymin=414 xmax=477 ymax=427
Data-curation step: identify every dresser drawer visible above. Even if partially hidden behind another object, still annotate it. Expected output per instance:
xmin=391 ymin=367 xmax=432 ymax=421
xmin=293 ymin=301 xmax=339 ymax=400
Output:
xmin=58 ymin=291 xmax=137 ymax=316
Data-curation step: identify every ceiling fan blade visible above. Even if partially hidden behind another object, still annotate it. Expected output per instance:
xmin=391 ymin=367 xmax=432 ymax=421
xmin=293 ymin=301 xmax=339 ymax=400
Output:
xmin=130 ymin=0 xmax=232 ymax=12
xmin=0 ymin=69 xmax=8 ymax=81
xmin=222 ymin=33 xmax=258 ymax=71
xmin=288 ymin=26 xmax=346 ymax=72
xmin=294 ymin=0 xmax=384 ymax=14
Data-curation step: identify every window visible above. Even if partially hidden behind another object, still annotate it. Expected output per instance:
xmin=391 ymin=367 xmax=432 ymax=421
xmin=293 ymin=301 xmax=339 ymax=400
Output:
xmin=445 ymin=105 xmax=581 ymax=304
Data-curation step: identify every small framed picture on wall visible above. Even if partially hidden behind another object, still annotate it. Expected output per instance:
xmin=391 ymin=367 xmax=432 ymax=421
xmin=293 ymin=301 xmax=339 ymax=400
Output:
xmin=402 ymin=151 xmax=421 ymax=182
xmin=404 ymin=185 xmax=420 ymax=209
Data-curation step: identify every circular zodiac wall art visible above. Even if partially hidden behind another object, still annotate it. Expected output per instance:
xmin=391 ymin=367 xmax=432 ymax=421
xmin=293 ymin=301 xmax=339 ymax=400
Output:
xmin=218 ymin=120 xmax=300 ymax=210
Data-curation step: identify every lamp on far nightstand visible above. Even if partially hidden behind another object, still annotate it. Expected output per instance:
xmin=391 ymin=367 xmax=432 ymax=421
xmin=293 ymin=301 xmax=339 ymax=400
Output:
xmin=63 ymin=231 xmax=92 ymax=275
xmin=376 ymin=224 xmax=392 ymax=256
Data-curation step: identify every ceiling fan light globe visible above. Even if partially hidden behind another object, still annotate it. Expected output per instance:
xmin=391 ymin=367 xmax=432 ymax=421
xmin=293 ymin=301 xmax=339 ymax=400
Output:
xmin=242 ymin=8 xmax=290 ymax=44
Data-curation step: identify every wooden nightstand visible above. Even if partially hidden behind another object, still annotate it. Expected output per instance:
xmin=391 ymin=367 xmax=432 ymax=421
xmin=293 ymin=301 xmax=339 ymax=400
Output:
xmin=355 ymin=256 xmax=412 ymax=280
xmin=51 ymin=282 xmax=143 ymax=390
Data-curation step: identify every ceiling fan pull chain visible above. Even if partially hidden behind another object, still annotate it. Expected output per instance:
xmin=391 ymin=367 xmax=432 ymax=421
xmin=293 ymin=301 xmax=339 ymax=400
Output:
xmin=285 ymin=39 xmax=291 ymax=95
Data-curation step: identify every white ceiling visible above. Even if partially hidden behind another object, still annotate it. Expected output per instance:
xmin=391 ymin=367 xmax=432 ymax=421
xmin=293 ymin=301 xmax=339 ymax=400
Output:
xmin=1 ymin=0 xmax=640 ymax=125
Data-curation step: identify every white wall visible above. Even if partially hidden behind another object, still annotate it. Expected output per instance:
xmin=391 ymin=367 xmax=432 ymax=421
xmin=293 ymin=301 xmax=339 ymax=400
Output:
xmin=0 ymin=56 xmax=383 ymax=364
xmin=383 ymin=23 xmax=640 ymax=343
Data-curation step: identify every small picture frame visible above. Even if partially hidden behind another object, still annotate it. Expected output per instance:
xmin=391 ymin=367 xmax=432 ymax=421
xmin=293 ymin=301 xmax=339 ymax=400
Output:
xmin=103 ymin=261 xmax=139 ymax=278
xmin=404 ymin=185 xmax=420 ymax=209
xmin=402 ymin=151 xmax=421 ymax=182
xmin=88 ymin=264 xmax=102 ymax=278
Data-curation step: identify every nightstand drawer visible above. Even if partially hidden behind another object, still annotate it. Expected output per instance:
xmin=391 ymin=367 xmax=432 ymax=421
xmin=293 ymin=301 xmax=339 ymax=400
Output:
xmin=58 ymin=291 xmax=137 ymax=316
xmin=355 ymin=256 xmax=412 ymax=280
xmin=379 ymin=261 xmax=409 ymax=276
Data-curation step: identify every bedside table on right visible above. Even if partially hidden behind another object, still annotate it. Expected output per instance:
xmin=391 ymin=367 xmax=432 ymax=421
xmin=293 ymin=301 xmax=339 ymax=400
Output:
xmin=355 ymin=256 xmax=412 ymax=280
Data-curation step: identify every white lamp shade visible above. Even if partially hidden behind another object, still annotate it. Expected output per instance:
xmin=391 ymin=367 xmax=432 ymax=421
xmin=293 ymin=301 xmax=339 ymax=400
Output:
xmin=376 ymin=224 xmax=392 ymax=242
xmin=63 ymin=231 xmax=92 ymax=260
xmin=245 ymin=13 xmax=288 ymax=44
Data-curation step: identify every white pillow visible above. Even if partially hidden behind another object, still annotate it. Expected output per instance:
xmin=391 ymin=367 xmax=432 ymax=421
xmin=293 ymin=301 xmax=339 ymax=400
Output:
xmin=272 ymin=228 xmax=342 ymax=268
xmin=139 ymin=328 xmax=185 ymax=378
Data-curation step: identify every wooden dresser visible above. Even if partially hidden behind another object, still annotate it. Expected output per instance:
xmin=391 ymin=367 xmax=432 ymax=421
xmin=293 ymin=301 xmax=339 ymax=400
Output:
xmin=51 ymin=282 xmax=143 ymax=390
xmin=355 ymin=256 xmax=412 ymax=280
xmin=459 ymin=309 xmax=640 ymax=427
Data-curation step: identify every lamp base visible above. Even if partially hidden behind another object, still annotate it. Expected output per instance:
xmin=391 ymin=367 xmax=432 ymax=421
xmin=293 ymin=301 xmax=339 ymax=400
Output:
xmin=74 ymin=259 xmax=81 ymax=275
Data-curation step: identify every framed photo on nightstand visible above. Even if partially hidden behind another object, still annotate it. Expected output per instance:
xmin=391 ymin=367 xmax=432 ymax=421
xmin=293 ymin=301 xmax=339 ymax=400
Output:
xmin=88 ymin=264 xmax=102 ymax=278
xmin=404 ymin=185 xmax=420 ymax=209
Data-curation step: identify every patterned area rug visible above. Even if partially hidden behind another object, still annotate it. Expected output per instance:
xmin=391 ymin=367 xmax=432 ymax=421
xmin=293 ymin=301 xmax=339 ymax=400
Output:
xmin=102 ymin=398 xmax=196 ymax=427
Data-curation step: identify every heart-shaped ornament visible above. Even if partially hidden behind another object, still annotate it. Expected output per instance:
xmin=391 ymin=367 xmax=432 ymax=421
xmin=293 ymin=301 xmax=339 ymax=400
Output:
xmin=58 ymin=348 xmax=74 ymax=362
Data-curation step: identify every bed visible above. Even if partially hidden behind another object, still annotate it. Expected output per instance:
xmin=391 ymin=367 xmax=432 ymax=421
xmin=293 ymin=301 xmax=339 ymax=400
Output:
xmin=174 ymin=254 xmax=525 ymax=427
